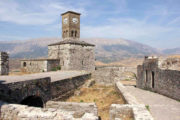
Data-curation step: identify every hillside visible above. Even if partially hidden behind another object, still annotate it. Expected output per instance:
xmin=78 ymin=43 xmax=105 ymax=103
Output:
xmin=0 ymin=38 xmax=161 ymax=63
xmin=162 ymin=47 xmax=180 ymax=55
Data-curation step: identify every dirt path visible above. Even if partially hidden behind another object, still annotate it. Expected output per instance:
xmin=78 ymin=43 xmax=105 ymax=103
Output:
xmin=125 ymin=85 xmax=180 ymax=120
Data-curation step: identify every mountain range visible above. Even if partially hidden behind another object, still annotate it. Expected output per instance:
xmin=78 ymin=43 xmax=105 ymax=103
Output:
xmin=0 ymin=38 xmax=179 ymax=63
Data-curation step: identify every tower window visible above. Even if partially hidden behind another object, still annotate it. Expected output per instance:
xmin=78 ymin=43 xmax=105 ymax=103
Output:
xmin=66 ymin=30 xmax=68 ymax=37
xmin=145 ymin=70 xmax=148 ymax=82
xmin=75 ymin=31 xmax=77 ymax=37
xmin=71 ymin=30 xmax=74 ymax=37
xmin=152 ymin=71 xmax=155 ymax=88
xmin=23 ymin=62 xmax=27 ymax=67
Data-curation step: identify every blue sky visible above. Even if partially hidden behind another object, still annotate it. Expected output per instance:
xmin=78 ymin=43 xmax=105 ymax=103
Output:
xmin=0 ymin=0 xmax=180 ymax=49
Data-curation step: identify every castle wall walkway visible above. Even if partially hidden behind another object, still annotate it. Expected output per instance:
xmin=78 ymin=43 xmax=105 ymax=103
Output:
xmin=125 ymin=85 xmax=180 ymax=120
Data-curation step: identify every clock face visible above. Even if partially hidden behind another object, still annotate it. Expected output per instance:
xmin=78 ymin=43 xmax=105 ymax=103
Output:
xmin=63 ymin=18 xmax=68 ymax=24
xmin=72 ymin=18 xmax=78 ymax=24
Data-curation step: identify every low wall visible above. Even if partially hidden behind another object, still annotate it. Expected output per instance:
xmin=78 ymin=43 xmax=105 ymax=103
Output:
xmin=93 ymin=66 xmax=136 ymax=85
xmin=110 ymin=82 xmax=154 ymax=120
xmin=115 ymin=82 xmax=139 ymax=104
xmin=0 ymin=101 xmax=98 ymax=120
xmin=0 ymin=77 xmax=51 ymax=103
xmin=46 ymin=101 xmax=98 ymax=116
xmin=110 ymin=104 xmax=153 ymax=120
xmin=51 ymin=73 xmax=91 ymax=100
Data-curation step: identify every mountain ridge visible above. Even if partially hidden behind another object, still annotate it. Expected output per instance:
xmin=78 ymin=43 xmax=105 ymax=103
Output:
xmin=0 ymin=37 xmax=178 ymax=63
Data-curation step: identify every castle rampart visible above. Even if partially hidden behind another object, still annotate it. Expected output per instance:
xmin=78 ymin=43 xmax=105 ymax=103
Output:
xmin=137 ymin=56 xmax=180 ymax=100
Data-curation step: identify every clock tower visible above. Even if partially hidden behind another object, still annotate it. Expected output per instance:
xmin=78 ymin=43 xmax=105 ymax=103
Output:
xmin=61 ymin=11 xmax=81 ymax=40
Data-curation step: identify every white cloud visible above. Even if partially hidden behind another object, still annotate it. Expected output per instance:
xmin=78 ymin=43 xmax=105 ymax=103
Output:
xmin=81 ymin=17 xmax=178 ymax=41
xmin=0 ymin=0 xmax=85 ymax=25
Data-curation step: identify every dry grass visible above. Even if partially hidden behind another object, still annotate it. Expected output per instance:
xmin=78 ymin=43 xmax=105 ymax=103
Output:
xmin=66 ymin=84 xmax=125 ymax=120
xmin=168 ymin=54 xmax=180 ymax=58
xmin=9 ymin=70 xmax=32 ymax=76
xmin=95 ymin=58 xmax=143 ymax=67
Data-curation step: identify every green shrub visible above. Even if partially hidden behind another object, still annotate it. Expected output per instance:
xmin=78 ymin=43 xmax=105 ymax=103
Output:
xmin=51 ymin=68 xmax=57 ymax=71
xmin=145 ymin=105 xmax=150 ymax=111
xmin=57 ymin=65 xmax=61 ymax=70
xmin=80 ymin=100 xmax=84 ymax=102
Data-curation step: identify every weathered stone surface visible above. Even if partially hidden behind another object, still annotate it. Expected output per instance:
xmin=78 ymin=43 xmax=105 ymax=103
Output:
xmin=0 ymin=71 xmax=91 ymax=104
xmin=21 ymin=59 xmax=60 ymax=73
xmin=46 ymin=101 xmax=98 ymax=116
xmin=115 ymin=82 xmax=139 ymax=104
xmin=0 ymin=77 xmax=51 ymax=103
xmin=110 ymin=104 xmax=154 ymax=120
xmin=93 ymin=66 xmax=136 ymax=85
xmin=48 ymin=43 xmax=95 ymax=71
xmin=137 ymin=56 xmax=180 ymax=100
xmin=0 ymin=101 xmax=99 ymax=120
xmin=0 ymin=52 xmax=9 ymax=75
xmin=51 ymin=73 xmax=91 ymax=100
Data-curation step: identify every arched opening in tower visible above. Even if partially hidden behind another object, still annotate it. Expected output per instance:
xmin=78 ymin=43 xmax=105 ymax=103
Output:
xmin=20 ymin=96 xmax=43 ymax=108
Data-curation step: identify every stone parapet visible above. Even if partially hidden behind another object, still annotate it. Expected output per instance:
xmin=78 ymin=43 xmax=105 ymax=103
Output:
xmin=110 ymin=82 xmax=154 ymax=120
xmin=115 ymin=82 xmax=139 ymax=104
xmin=110 ymin=104 xmax=153 ymax=120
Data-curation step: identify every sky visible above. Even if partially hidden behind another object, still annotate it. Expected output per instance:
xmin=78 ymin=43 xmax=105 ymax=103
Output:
xmin=0 ymin=0 xmax=180 ymax=49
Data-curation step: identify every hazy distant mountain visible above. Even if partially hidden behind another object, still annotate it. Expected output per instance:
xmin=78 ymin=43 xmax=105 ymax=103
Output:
xmin=162 ymin=47 xmax=180 ymax=55
xmin=0 ymin=38 xmax=161 ymax=63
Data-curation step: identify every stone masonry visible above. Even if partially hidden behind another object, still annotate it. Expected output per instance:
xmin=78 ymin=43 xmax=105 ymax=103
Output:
xmin=0 ymin=52 xmax=9 ymax=75
xmin=137 ymin=56 xmax=180 ymax=100
xmin=21 ymin=59 xmax=60 ymax=73
xmin=0 ymin=101 xmax=99 ymax=120
xmin=48 ymin=42 xmax=95 ymax=71
xmin=93 ymin=66 xmax=136 ymax=85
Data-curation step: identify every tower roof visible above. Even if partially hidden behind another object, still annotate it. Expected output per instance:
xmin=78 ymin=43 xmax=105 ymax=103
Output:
xmin=61 ymin=11 xmax=81 ymax=16
xmin=48 ymin=39 xmax=95 ymax=46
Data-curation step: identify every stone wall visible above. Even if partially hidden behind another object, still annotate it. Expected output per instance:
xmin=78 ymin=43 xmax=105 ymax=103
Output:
xmin=51 ymin=73 xmax=91 ymax=100
xmin=46 ymin=101 xmax=98 ymax=116
xmin=0 ymin=52 xmax=9 ymax=75
xmin=0 ymin=77 xmax=51 ymax=104
xmin=137 ymin=57 xmax=180 ymax=100
xmin=0 ymin=101 xmax=98 ymax=120
xmin=110 ymin=104 xmax=153 ymax=120
xmin=21 ymin=59 xmax=60 ymax=73
xmin=48 ymin=44 xmax=95 ymax=71
xmin=93 ymin=66 xmax=136 ymax=85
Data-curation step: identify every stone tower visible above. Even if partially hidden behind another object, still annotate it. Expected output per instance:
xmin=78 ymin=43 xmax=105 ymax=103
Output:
xmin=61 ymin=11 xmax=80 ymax=40
xmin=48 ymin=11 xmax=95 ymax=71
xmin=0 ymin=52 xmax=9 ymax=75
